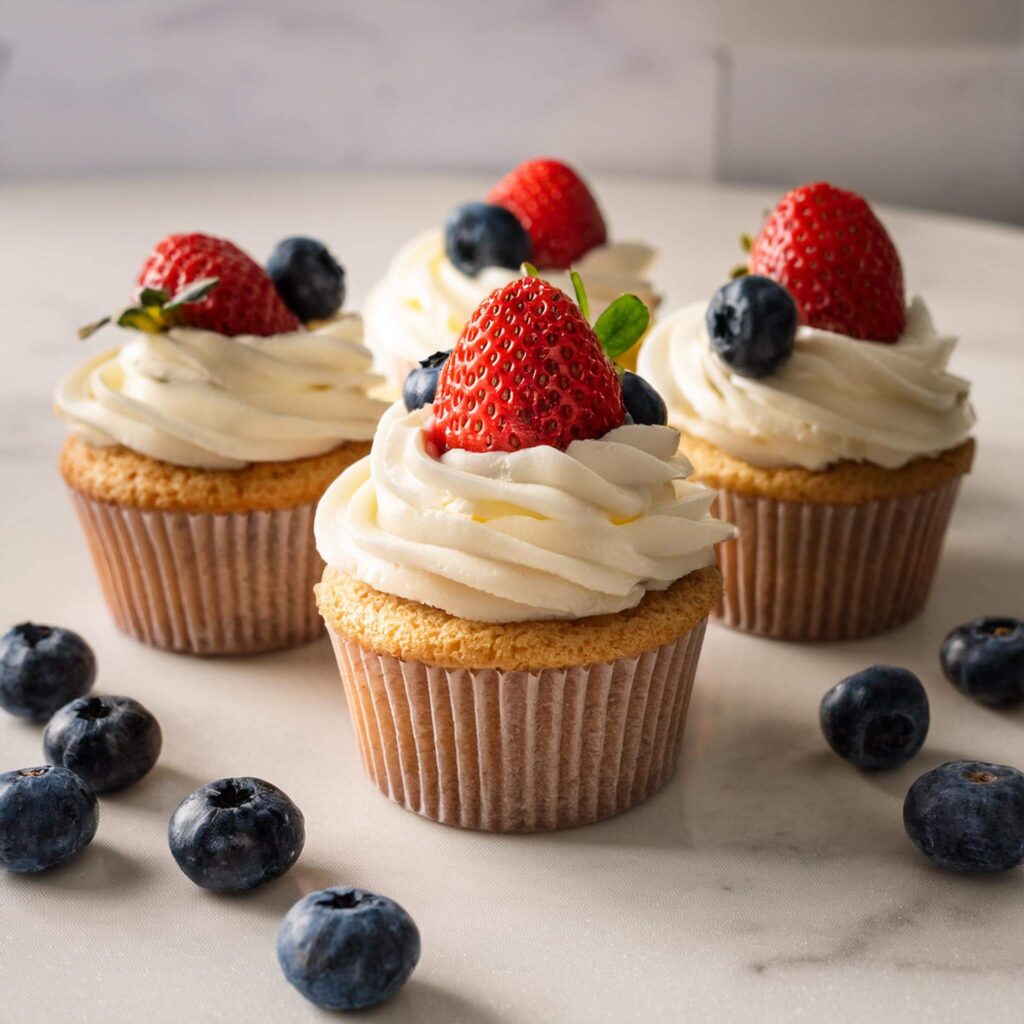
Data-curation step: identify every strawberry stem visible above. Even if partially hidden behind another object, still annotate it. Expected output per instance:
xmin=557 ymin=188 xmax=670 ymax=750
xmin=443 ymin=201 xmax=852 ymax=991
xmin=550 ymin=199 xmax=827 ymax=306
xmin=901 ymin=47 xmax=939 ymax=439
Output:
xmin=569 ymin=270 xmax=590 ymax=320
xmin=78 ymin=277 xmax=220 ymax=340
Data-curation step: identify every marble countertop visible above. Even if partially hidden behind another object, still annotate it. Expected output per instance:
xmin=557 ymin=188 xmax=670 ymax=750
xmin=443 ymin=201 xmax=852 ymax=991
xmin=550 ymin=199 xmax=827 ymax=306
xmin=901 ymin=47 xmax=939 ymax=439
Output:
xmin=1 ymin=172 xmax=1022 ymax=1023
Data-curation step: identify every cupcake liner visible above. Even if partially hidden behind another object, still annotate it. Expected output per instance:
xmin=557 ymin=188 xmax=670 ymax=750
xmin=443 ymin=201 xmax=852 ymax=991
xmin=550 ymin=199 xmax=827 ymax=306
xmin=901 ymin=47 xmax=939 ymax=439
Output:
xmin=324 ymin=619 xmax=709 ymax=832
xmin=714 ymin=477 xmax=962 ymax=641
xmin=68 ymin=489 xmax=324 ymax=655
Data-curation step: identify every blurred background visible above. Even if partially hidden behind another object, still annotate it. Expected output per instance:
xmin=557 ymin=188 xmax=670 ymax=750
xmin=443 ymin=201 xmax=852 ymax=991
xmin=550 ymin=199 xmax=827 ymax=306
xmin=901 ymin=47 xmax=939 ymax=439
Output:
xmin=2 ymin=0 xmax=1023 ymax=223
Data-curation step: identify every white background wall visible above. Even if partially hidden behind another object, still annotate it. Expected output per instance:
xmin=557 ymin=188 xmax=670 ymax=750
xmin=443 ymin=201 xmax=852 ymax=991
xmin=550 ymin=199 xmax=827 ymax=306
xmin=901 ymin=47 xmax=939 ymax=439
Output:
xmin=3 ymin=0 xmax=1023 ymax=223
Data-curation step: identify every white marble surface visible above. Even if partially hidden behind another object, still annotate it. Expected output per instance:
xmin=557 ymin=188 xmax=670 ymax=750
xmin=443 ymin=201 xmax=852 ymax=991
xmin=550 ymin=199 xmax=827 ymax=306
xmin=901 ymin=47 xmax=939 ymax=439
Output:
xmin=3 ymin=1 xmax=1024 ymax=222
xmin=1 ymin=172 xmax=1023 ymax=1023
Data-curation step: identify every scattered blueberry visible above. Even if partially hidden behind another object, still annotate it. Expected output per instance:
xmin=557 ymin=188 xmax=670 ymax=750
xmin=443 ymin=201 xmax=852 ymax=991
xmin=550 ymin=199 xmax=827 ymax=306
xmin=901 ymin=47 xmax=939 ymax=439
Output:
xmin=43 ymin=695 xmax=162 ymax=793
xmin=0 ymin=766 xmax=98 ymax=873
xmin=403 ymin=350 xmax=450 ymax=412
xmin=278 ymin=887 xmax=420 ymax=1011
xmin=706 ymin=275 xmax=798 ymax=379
xmin=940 ymin=616 xmax=1024 ymax=709
xmin=904 ymin=760 xmax=1024 ymax=873
xmin=621 ymin=371 xmax=668 ymax=426
xmin=268 ymin=236 xmax=345 ymax=321
xmin=168 ymin=777 xmax=304 ymax=892
xmin=820 ymin=666 xmax=929 ymax=770
xmin=0 ymin=623 xmax=96 ymax=722
xmin=444 ymin=202 xmax=531 ymax=277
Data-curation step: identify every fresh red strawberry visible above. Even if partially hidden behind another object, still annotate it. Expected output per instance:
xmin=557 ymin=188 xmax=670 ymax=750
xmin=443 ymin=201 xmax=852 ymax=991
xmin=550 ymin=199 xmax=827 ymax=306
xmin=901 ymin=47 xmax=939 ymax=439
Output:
xmin=486 ymin=159 xmax=607 ymax=270
xmin=431 ymin=276 xmax=625 ymax=453
xmin=136 ymin=233 xmax=300 ymax=336
xmin=749 ymin=182 xmax=906 ymax=343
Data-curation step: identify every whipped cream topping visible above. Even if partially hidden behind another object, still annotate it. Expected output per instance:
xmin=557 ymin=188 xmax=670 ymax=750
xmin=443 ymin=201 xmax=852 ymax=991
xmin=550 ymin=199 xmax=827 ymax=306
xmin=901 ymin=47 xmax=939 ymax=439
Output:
xmin=315 ymin=402 xmax=734 ymax=623
xmin=363 ymin=228 xmax=658 ymax=390
xmin=638 ymin=298 xmax=975 ymax=471
xmin=56 ymin=315 xmax=389 ymax=470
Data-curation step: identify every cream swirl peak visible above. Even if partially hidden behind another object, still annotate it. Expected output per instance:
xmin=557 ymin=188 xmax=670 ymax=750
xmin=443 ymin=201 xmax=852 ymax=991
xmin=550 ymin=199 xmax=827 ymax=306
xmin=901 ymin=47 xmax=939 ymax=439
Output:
xmin=363 ymin=229 xmax=658 ymax=390
xmin=638 ymin=298 xmax=975 ymax=471
xmin=315 ymin=402 xmax=735 ymax=623
xmin=56 ymin=315 xmax=389 ymax=470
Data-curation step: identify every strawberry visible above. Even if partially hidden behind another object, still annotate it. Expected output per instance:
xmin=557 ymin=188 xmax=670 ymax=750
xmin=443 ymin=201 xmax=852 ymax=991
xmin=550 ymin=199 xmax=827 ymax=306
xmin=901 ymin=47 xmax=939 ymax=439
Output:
xmin=136 ymin=233 xmax=300 ymax=336
xmin=748 ymin=182 xmax=906 ymax=343
xmin=486 ymin=159 xmax=607 ymax=270
xmin=431 ymin=275 xmax=626 ymax=454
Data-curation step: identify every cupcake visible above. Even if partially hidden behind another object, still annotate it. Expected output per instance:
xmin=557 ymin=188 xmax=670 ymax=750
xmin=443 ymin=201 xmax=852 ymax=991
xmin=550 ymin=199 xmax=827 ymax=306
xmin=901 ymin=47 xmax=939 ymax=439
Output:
xmin=315 ymin=272 xmax=734 ymax=832
xmin=639 ymin=182 xmax=976 ymax=641
xmin=364 ymin=158 xmax=658 ymax=394
xmin=57 ymin=232 xmax=388 ymax=655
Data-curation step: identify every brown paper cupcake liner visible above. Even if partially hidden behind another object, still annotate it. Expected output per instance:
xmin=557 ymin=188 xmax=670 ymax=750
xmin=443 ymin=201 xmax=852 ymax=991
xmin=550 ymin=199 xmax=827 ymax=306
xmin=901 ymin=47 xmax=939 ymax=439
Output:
xmin=714 ymin=477 xmax=962 ymax=641
xmin=325 ymin=619 xmax=708 ymax=832
xmin=68 ymin=489 xmax=324 ymax=655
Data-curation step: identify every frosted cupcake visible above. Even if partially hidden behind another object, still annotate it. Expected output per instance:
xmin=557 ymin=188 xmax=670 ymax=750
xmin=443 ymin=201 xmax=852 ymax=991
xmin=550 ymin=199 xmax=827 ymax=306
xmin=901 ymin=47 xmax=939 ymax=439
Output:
xmin=364 ymin=158 xmax=658 ymax=393
xmin=639 ymin=183 xmax=976 ymax=641
xmin=57 ymin=232 xmax=388 ymax=655
xmin=315 ymin=272 xmax=734 ymax=831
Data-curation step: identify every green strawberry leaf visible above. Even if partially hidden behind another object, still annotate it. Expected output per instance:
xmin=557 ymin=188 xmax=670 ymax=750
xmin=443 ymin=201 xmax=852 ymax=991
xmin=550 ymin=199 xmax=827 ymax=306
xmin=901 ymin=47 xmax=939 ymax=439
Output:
xmin=729 ymin=263 xmax=749 ymax=280
xmin=569 ymin=270 xmax=590 ymax=320
xmin=138 ymin=287 xmax=170 ymax=307
xmin=520 ymin=261 xmax=540 ymax=279
xmin=165 ymin=276 xmax=218 ymax=311
xmin=740 ymin=232 xmax=753 ymax=253
xmin=77 ymin=316 xmax=111 ymax=340
xmin=593 ymin=294 xmax=650 ymax=360
xmin=116 ymin=307 xmax=164 ymax=333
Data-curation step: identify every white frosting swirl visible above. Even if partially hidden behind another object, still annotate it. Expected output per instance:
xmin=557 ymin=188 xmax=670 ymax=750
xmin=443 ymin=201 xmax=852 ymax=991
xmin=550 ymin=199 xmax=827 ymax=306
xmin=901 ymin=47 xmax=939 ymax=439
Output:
xmin=638 ymin=298 xmax=975 ymax=471
xmin=56 ymin=315 xmax=389 ymax=470
xmin=363 ymin=229 xmax=658 ymax=391
xmin=315 ymin=402 xmax=735 ymax=623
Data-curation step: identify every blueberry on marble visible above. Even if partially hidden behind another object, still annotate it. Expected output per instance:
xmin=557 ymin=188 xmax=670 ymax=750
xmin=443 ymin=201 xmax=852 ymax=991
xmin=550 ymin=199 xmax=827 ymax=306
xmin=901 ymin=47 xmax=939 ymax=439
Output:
xmin=0 ymin=623 xmax=96 ymax=721
xmin=621 ymin=371 xmax=668 ymax=426
xmin=904 ymin=760 xmax=1024 ymax=873
xmin=0 ymin=766 xmax=99 ymax=873
xmin=168 ymin=777 xmax=304 ymax=892
xmin=819 ymin=666 xmax=929 ymax=770
xmin=403 ymin=350 xmax=450 ymax=412
xmin=444 ymin=202 xmax=531 ymax=277
xmin=268 ymin=236 xmax=345 ymax=321
xmin=43 ymin=695 xmax=162 ymax=793
xmin=940 ymin=616 xmax=1024 ymax=709
xmin=706 ymin=275 xmax=798 ymax=379
xmin=277 ymin=887 xmax=421 ymax=1011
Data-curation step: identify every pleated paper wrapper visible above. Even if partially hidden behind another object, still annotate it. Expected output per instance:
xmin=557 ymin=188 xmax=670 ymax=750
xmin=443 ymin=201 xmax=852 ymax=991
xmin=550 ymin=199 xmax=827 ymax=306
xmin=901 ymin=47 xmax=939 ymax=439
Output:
xmin=68 ymin=489 xmax=324 ymax=655
xmin=714 ymin=477 xmax=962 ymax=641
xmin=325 ymin=619 xmax=708 ymax=833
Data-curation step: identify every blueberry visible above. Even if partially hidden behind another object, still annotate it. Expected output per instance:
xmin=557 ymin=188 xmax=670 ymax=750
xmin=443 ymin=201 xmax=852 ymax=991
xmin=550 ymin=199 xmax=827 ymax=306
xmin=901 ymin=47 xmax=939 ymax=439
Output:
xmin=706 ymin=275 xmax=798 ymax=379
xmin=621 ymin=371 xmax=667 ymax=426
xmin=0 ymin=766 xmax=98 ymax=873
xmin=940 ymin=616 xmax=1024 ymax=709
xmin=904 ymin=760 xmax=1024 ymax=873
xmin=43 ymin=695 xmax=162 ymax=793
xmin=0 ymin=623 xmax=96 ymax=721
xmin=277 ymin=887 xmax=421 ymax=1011
xmin=168 ymin=777 xmax=304 ymax=892
xmin=268 ymin=236 xmax=345 ymax=322
xmin=820 ymin=666 xmax=929 ymax=770
xmin=403 ymin=350 xmax=450 ymax=412
xmin=444 ymin=202 xmax=531 ymax=277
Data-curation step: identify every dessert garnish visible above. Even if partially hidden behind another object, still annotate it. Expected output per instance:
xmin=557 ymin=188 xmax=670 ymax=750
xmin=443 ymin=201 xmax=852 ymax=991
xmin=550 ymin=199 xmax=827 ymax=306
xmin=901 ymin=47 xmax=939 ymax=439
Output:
xmin=820 ymin=666 xmax=930 ymax=771
xmin=486 ymin=158 xmax=607 ymax=269
xmin=80 ymin=232 xmax=301 ymax=339
xmin=429 ymin=267 xmax=650 ymax=453
xmin=706 ymin=275 xmax=798 ymax=379
xmin=741 ymin=181 xmax=906 ymax=343
xmin=268 ymin=235 xmax=346 ymax=321
xmin=941 ymin=616 xmax=1024 ymax=708
xmin=444 ymin=202 xmax=532 ymax=276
